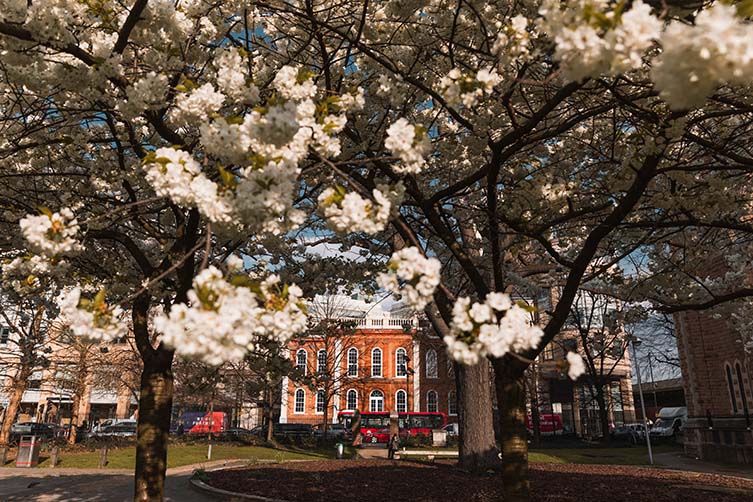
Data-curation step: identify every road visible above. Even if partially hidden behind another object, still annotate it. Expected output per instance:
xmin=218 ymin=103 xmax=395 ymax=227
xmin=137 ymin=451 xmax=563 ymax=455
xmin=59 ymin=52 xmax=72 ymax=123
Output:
xmin=0 ymin=464 xmax=226 ymax=501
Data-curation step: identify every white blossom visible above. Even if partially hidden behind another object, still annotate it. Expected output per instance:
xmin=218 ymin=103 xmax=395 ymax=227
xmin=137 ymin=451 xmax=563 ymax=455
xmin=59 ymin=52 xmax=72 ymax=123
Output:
xmin=377 ymin=246 xmax=441 ymax=311
xmin=566 ymin=351 xmax=586 ymax=380
xmin=19 ymin=208 xmax=82 ymax=258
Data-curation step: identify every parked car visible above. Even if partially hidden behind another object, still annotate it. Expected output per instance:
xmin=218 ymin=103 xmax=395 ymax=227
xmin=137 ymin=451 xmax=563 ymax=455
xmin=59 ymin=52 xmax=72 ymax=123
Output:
xmin=92 ymin=418 xmax=135 ymax=434
xmin=650 ymin=407 xmax=687 ymax=440
xmin=273 ymin=423 xmax=313 ymax=438
xmin=10 ymin=422 xmax=57 ymax=443
xmin=313 ymin=423 xmax=351 ymax=440
xmin=442 ymin=423 xmax=459 ymax=437
xmin=89 ymin=421 xmax=137 ymax=439
xmin=611 ymin=423 xmax=646 ymax=444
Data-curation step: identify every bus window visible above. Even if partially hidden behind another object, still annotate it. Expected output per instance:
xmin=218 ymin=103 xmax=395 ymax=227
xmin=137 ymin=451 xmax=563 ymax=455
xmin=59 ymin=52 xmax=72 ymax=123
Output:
xmin=430 ymin=415 xmax=444 ymax=429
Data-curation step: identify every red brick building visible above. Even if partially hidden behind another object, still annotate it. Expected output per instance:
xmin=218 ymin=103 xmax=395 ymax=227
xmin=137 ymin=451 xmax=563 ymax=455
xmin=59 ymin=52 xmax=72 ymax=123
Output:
xmin=676 ymin=309 xmax=753 ymax=463
xmin=279 ymin=298 xmax=457 ymax=426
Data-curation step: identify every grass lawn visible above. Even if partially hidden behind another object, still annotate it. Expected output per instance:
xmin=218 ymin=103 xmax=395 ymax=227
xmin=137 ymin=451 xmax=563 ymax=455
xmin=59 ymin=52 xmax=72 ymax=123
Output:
xmin=528 ymin=444 xmax=681 ymax=465
xmin=3 ymin=443 xmax=346 ymax=469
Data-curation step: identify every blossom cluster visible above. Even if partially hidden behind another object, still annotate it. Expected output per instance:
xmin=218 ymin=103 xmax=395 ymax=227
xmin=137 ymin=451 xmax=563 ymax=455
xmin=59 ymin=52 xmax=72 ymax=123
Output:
xmin=57 ymin=287 xmax=129 ymax=342
xmin=539 ymin=0 xmax=661 ymax=83
xmin=377 ymin=247 xmax=441 ymax=311
xmin=318 ymin=183 xmax=404 ymax=234
xmin=445 ymin=294 xmax=544 ymax=365
xmin=438 ymin=68 xmax=501 ymax=108
xmin=155 ymin=261 xmax=308 ymax=365
xmin=566 ymin=351 xmax=587 ymax=380
xmin=384 ymin=118 xmax=431 ymax=174
xmin=19 ymin=208 xmax=82 ymax=258
xmin=651 ymin=3 xmax=753 ymax=110
xmin=143 ymin=66 xmax=362 ymax=236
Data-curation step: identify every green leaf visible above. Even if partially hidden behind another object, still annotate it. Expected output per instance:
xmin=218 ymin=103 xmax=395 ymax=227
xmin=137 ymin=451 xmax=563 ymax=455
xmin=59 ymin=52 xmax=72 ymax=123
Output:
xmin=38 ymin=206 xmax=53 ymax=217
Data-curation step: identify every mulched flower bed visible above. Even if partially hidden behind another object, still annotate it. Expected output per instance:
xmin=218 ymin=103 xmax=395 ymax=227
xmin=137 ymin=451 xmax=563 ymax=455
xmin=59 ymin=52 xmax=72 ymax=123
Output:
xmin=205 ymin=459 xmax=753 ymax=502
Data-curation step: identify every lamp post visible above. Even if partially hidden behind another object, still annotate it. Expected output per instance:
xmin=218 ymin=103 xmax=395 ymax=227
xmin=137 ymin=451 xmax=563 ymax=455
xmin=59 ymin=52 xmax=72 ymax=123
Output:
xmin=628 ymin=335 xmax=653 ymax=465
xmin=647 ymin=351 xmax=658 ymax=414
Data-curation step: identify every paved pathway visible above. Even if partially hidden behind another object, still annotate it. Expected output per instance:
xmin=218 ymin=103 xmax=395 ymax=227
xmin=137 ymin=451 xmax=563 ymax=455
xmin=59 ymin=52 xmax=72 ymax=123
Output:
xmin=357 ymin=444 xmax=388 ymax=460
xmin=0 ymin=460 xmax=245 ymax=501
xmin=654 ymin=451 xmax=753 ymax=480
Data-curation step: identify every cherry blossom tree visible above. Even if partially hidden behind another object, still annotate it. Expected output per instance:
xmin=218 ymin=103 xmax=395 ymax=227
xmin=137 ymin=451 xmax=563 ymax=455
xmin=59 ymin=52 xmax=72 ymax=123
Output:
xmin=1 ymin=2 xmax=753 ymax=502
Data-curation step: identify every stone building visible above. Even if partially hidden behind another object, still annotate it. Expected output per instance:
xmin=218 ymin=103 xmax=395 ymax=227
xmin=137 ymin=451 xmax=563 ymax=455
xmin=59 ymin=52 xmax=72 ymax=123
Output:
xmin=675 ymin=309 xmax=753 ymax=464
xmin=280 ymin=297 xmax=458 ymax=426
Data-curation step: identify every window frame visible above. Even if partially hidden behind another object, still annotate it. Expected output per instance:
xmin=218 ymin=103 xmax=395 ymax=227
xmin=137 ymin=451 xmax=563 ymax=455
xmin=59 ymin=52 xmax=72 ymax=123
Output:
xmin=296 ymin=349 xmax=308 ymax=375
xmin=346 ymin=389 xmax=358 ymax=411
xmin=0 ymin=326 xmax=10 ymax=345
xmin=347 ymin=348 xmax=358 ymax=377
xmin=369 ymin=390 xmax=384 ymax=412
xmin=371 ymin=348 xmax=383 ymax=377
xmin=294 ymin=389 xmax=306 ymax=414
xmin=396 ymin=389 xmax=407 ymax=413
xmin=395 ymin=348 xmax=407 ymax=378
xmin=427 ymin=390 xmax=438 ymax=413
xmin=316 ymin=388 xmax=325 ymax=414
xmin=426 ymin=349 xmax=438 ymax=379
xmin=448 ymin=390 xmax=458 ymax=416
xmin=317 ymin=349 xmax=327 ymax=374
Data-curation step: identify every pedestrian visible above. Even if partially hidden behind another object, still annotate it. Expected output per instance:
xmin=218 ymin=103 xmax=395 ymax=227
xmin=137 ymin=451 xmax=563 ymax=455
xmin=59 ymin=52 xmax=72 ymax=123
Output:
xmin=388 ymin=433 xmax=399 ymax=460
xmin=177 ymin=422 xmax=185 ymax=437
xmin=81 ymin=420 xmax=88 ymax=432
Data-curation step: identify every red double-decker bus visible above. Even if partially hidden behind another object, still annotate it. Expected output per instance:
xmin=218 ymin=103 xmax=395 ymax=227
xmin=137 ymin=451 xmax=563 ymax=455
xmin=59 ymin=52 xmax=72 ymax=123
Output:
xmin=337 ymin=411 xmax=446 ymax=443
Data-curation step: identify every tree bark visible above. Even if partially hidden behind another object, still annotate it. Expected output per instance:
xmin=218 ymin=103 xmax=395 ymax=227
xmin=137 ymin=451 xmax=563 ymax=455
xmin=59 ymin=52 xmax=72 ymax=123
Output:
xmin=595 ymin=386 xmax=611 ymax=443
xmin=134 ymin=349 xmax=174 ymax=502
xmin=265 ymin=389 xmax=274 ymax=443
xmin=0 ymin=367 xmax=30 ymax=445
xmin=494 ymin=358 xmax=530 ymax=502
xmin=529 ymin=368 xmax=542 ymax=448
xmin=457 ymin=358 xmax=499 ymax=473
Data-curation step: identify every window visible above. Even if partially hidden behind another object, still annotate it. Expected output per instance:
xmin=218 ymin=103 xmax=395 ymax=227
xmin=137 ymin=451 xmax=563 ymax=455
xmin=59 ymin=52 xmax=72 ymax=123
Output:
xmin=448 ymin=391 xmax=458 ymax=416
xmin=316 ymin=389 xmax=325 ymax=413
xmin=317 ymin=349 xmax=327 ymax=374
xmin=427 ymin=390 xmax=438 ymax=412
xmin=371 ymin=348 xmax=382 ymax=377
xmin=346 ymin=389 xmax=358 ymax=411
xmin=294 ymin=389 xmax=305 ymax=414
xmin=370 ymin=390 xmax=384 ymax=412
xmin=347 ymin=348 xmax=358 ymax=377
xmin=0 ymin=327 xmax=9 ymax=345
xmin=396 ymin=390 xmax=407 ymax=412
xmin=726 ymin=364 xmax=738 ymax=414
xmin=396 ymin=348 xmax=407 ymax=377
xmin=447 ymin=357 xmax=454 ymax=377
xmin=735 ymin=362 xmax=749 ymax=416
xmin=27 ymin=370 xmax=43 ymax=390
xmin=426 ymin=349 xmax=438 ymax=378
xmin=296 ymin=349 xmax=307 ymax=375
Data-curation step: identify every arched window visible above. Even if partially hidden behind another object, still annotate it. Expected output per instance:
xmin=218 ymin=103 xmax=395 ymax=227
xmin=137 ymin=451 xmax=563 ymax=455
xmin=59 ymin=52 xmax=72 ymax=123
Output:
xmin=317 ymin=349 xmax=327 ymax=374
xmin=346 ymin=389 xmax=358 ymax=411
xmin=371 ymin=348 xmax=382 ymax=377
xmin=736 ymin=362 xmax=749 ymax=416
xmin=294 ymin=389 xmax=305 ymax=414
xmin=316 ymin=389 xmax=325 ymax=413
xmin=427 ymin=390 xmax=438 ymax=412
xmin=448 ymin=390 xmax=458 ymax=416
xmin=396 ymin=390 xmax=407 ymax=413
xmin=396 ymin=348 xmax=407 ymax=377
xmin=426 ymin=349 xmax=438 ymax=379
xmin=370 ymin=390 xmax=384 ymax=412
xmin=296 ymin=349 xmax=307 ymax=375
xmin=726 ymin=363 xmax=739 ymax=414
xmin=347 ymin=348 xmax=358 ymax=377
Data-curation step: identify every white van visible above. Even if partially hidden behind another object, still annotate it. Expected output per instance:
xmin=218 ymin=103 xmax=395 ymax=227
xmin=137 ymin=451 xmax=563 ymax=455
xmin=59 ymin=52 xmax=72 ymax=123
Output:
xmin=650 ymin=407 xmax=687 ymax=438
xmin=92 ymin=418 xmax=135 ymax=434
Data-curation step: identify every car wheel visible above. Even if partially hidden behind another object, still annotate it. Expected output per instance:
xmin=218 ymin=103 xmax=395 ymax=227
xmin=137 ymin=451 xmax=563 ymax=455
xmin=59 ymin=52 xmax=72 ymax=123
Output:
xmin=371 ymin=436 xmax=378 ymax=444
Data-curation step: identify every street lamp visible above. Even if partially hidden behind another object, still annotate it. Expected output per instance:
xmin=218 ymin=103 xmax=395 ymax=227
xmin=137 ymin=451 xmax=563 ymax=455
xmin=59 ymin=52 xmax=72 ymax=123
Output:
xmin=628 ymin=334 xmax=654 ymax=465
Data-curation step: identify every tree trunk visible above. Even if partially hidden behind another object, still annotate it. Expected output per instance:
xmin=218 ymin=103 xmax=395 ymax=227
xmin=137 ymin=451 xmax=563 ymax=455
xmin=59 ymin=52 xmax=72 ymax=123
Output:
xmin=457 ymin=359 xmax=499 ymax=473
xmin=0 ymin=368 xmax=30 ymax=445
xmin=595 ymin=387 xmax=611 ymax=443
xmin=494 ymin=359 xmax=530 ymax=502
xmin=134 ymin=350 xmax=174 ymax=502
xmin=68 ymin=392 xmax=81 ymax=445
xmin=529 ymin=373 xmax=542 ymax=448
xmin=265 ymin=389 xmax=274 ymax=443
xmin=351 ymin=411 xmax=362 ymax=446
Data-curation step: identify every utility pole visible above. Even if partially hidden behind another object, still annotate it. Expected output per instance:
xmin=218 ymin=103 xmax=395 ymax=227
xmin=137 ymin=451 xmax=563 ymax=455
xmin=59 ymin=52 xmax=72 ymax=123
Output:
xmin=629 ymin=335 xmax=653 ymax=465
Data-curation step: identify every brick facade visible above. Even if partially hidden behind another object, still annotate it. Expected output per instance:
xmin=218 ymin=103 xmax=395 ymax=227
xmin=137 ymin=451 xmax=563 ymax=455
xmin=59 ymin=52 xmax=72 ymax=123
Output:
xmin=280 ymin=320 xmax=457 ymax=425
xmin=675 ymin=309 xmax=753 ymax=464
